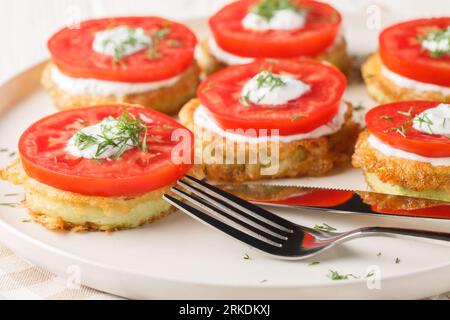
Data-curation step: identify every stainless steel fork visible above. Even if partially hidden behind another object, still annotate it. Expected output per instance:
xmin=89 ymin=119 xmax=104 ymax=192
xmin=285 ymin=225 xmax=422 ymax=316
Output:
xmin=163 ymin=175 xmax=450 ymax=260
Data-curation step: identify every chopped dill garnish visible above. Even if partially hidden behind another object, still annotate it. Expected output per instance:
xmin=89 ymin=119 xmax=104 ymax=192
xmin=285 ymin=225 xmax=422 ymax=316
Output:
xmin=314 ymin=223 xmax=337 ymax=232
xmin=251 ymin=0 xmax=301 ymax=21
xmin=153 ymin=27 xmax=171 ymax=39
xmin=291 ymin=114 xmax=306 ymax=121
xmin=386 ymin=124 xmax=408 ymax=138
xmin=353 ymin=104 xmax=365 ymax=111
xmin=73 ymin=111 xmax=149 ymax=160
xmin=255 ymin=70 xmax=286 ymax=91
xmin=397 ymin=107 xmax=413 ymax=117
xmin=102 ymin=27 xmax=150 ymax=67
xmin=413 ymin=112 xmax=434 ymax=134
xmin=0 ymin=203 xmax=18 ymax=208
xmin=74 ymin=131 xmax=98 ymax=151
xmin=145 ymin=47 xmax=162 ymax=59
xmin=417 ymin=26 xmax=450 ymax=58
xmin=167 ymin=39 xmax=183 ymax=47
xmin=240 ymin=92 xmax=252 ymax=107
xmin=145 ymin=27 xmax=172 ymax=59
xmin=327 ymin=270 xmax=358 ymax=280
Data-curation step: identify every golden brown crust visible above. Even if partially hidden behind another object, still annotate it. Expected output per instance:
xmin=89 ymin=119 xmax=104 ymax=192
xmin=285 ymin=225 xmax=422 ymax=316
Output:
xmin=41 ymin=61 xmax=201 ymax=114
xmin=352 ymin=130 xmax=450 ymax=192
xmin=180 ymin=99 xmax=361 ymax=182
xmin=357 ymin=191 xmax=446 ymax=211
xmin=1 ymin=160 xmax=175 ymax=232
xmin=196 ymin=37 xmax=352 ymax=76
xmin=361 ymin=53 xmax=450 ymax=103
xmin=28 ymin=207 xmax=175 ymax=232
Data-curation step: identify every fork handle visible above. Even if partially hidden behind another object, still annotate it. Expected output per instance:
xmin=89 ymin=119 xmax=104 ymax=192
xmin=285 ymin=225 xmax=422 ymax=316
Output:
xmin=361 ymin=226 xmax=450 ymax=242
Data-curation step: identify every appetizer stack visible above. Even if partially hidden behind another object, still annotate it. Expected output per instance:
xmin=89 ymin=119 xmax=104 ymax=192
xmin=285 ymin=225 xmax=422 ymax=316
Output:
xmin=1 ymin=105 xmax=193 ymax=231
xmin=0 ymin=0 xmax=449 ymax=231
xmin=180 ymin=59 xmax=360 ymax=182
xmin=196 ymin=0 xmax=351 ymax=75
xmin=362 ymin=17 xmax=450 ymax=103
xmin=42 ymin=17 xmax=200 ymax=114
xmin=353 ymin=101 xmax=449 ymax=211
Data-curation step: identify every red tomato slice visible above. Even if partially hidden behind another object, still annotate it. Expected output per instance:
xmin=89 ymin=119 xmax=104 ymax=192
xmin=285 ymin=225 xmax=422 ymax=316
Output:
xmin=209 ymin=0 xmax=341 ymax=58
xmin=366 ymin=101 xmax=450 ymax=158
xmin=372 ymin=205 xmax=450 ymax=220
xmin=19 ymin=105 xmax=193 ymax=197
xmin=197 ymin=59 xmax=346 ymax=135
xmin=254 ymin=190 xmax=354 ymax=207
xmin=48 ymin=17 xmax=197 ymax=82
xmin=379 ymin=17 xmax=450 ymax=87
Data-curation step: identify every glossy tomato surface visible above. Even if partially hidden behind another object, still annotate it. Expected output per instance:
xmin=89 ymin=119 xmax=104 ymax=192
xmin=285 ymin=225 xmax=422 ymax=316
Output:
xmin=19 ymin=105 xmax=193 ymax=197
xmin=197 ymin=59 xmax=346 ymax=135
xmin=379 ymin=17 xmax=450 ymax=87
xmin=48 ymin=17 xmax=197 ymax=82
xmin=366 ymin=101 xmax=450 ymax=158
xmin=209 ymin=0 xmax=341 ymax=58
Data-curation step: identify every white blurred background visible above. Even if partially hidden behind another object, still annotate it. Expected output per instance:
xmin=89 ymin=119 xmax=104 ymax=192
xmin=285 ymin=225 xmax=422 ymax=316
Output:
xmin=1 ymin=0 xmax=449 ymax=84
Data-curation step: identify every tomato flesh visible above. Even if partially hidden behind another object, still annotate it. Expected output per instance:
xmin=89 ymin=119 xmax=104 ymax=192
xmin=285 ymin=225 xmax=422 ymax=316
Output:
xmin=19 ymin=105 xmax=194 ymax=197
xmin=48 ymin=17 xmax=197 ymax=82
xmin=209 ymin=0 xmax=341 ymax=58
xmin=197 ymin=59 xmax=346 ymax=135
xmin=379 ymin=17 xmax=450 ymax=87
xmin=366 ymin=101 xmax=450 ymax=158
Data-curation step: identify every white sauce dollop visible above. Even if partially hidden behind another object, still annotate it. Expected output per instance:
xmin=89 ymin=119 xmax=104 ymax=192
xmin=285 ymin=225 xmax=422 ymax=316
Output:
xmin=241 ymin=71 xmax=310 ymax=105
xmin=412 ymin=103 xmax=450 ymax=135
xmin=193 ymin=101 xmax=348 ymax=143
xmin=92 ymin=26 xmax=151 ymax=57
xmin=368 ymin=134 xmax=450 ymax=167
xmin=242 ymin=9 xmax=306 ymax=31
xmin=381 ymin=65 xmax=450 ymax=95
xmin=51 ymin=66 xmax=183 ymax=96
xmin=66 ymin=118 xmax=136 ymax=159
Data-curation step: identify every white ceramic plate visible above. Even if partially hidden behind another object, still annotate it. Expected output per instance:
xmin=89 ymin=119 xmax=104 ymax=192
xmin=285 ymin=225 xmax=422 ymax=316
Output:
xmin=0 ymin=19 xmax=449 ymax=300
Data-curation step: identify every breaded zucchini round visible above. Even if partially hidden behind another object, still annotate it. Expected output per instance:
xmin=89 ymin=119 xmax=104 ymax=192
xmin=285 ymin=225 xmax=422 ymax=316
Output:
xmin=44 ymin=16 xmax=200 ymax=114
xmin=357 ymin=191 xmax=447 ymax=211
xmin=1 ymin=105 xmax=194 ymax=232
xmin=353 ymin=130 xmax=450 ymax=198
xmin=1 ymin=161 xmax=173 ymax=232
xmin=180 ymin=99 xmax=360 ymax=182
xmin=361 ymin=53 xmax=450 ymax=104
xmin=42 ymin=62 xmax=200 ymax=114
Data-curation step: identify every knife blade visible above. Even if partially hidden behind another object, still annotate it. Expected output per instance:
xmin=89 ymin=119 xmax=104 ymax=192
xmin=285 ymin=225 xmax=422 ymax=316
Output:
xmin=217 ymin=184 xmax=450 ymax=220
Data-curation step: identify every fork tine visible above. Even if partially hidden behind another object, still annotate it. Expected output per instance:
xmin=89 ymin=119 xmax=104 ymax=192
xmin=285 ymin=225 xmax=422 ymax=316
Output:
xmin=171 ymin=187 xmax=286 ymax=244
xmin=163 ymin=194 xmax=283 ymax=254
xmin=177 ymin=180 xmax=290 ymax=238
xmin=183 ymin=175 xmax=295 ymax=232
